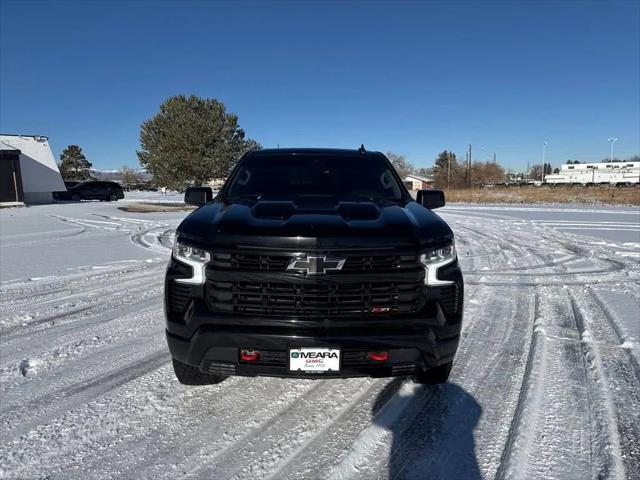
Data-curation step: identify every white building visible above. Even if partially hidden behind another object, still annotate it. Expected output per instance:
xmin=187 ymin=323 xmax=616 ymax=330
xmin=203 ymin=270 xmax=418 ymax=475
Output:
xmin=544 ymin=161 xmax=640 ymax=185
xmin=0 ymin=134 xmax=66 ymax=204
xmin=404 ymin=174 xmax=434 ymax=190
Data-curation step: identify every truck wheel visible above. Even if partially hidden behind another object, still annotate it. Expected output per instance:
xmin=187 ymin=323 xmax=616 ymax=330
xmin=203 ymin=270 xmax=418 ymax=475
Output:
xmin=71 ymin=194 xmax=81 ymax=202
xmin=171 ymin=358 xmax=227 ymax=385
xmin=413 ymin=361 xmax=453 ymax=385
xmin=107 ymin=194 xmax=118 ymax=202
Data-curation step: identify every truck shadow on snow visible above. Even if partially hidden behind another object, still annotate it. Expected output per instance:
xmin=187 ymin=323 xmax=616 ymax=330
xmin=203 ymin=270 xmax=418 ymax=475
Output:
xmin=373 ymin=380 xmax=481 ymax=480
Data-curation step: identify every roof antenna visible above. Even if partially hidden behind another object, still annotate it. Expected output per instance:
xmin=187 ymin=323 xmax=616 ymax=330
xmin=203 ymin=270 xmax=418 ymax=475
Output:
xmin=358 ymin=144 xmax=366 ymax=154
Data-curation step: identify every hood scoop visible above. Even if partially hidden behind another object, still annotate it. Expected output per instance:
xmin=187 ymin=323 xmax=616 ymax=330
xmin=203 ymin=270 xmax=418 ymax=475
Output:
xmin=251 ymin=201 xmax=381 ymax=221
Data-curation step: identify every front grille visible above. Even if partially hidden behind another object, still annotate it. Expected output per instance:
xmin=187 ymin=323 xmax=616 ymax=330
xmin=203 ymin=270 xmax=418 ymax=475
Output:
xmin=210 ymin=252 xmax=421 ymax=273
xmin=392 ymin=364 xmax=417 ymax=375
xmin=211 ymin=253 xmax=290 ymax=271
xmin=206 ymin=279 xmax=424 ymax=317
xmin=168 ymin=282 xmax=192 ymax=315
xmin=341 ymin=254 xmax=420 ymax=272
xmin=438 ymin=284 xmax=461 ymax=315
xmin=205 ymin=361 xmax=237 ymax=375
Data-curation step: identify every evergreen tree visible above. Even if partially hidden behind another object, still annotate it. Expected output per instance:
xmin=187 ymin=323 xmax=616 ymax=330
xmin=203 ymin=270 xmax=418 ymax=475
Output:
xmin=137 ymin=95 xmax=260 ymax=190
xmin=434 ymin=150 xmax=457 ymax=172
xmin=432 ymin=150 xmax=460 ymax=188
xmin=59 ymin=145 xmax=93 ymax=180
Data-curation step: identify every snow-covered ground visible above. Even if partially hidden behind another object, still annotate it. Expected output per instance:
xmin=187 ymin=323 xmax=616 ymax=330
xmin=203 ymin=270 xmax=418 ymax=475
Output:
xmin=0 ymin=196 xmax=638 ymax=479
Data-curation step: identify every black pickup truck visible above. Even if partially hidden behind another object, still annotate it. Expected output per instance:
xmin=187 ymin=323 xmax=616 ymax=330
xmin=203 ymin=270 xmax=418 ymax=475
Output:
xmin=165 ymin=148 xmax=463 ymax=385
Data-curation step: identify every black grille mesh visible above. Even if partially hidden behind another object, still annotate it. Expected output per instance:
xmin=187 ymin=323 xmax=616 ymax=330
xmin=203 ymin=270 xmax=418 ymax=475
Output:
xmin=168 ymin=283 xmax=192 ymax=315
xmin=210 ymin=252 xmax=420 ymax=273
xmin=438 ymin=284 xmax=461 ymax=315
xmin=206 ymin=280 xmax=424 ymax=317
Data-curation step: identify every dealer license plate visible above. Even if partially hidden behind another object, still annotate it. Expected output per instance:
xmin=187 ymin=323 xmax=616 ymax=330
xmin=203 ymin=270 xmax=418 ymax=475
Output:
xmin=289 ymin=348 xmax=340 ymax=372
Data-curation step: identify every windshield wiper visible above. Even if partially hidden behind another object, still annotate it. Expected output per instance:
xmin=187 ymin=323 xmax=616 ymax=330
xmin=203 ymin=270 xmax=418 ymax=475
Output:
xmin=225 ymin=193 xmax=263 ymax=203
xmin=352 ymin=194 xmax=402 ymax=206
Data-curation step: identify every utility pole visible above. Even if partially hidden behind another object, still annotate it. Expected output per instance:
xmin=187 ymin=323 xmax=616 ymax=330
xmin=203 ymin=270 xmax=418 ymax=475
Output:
xmin=468 ymin=144 xmax=472 ymax=188
xmin=447 ymin=151 xmax=451 ymax=190
xmin=608 ymin=138 xmax=618 ymax=183
xmin=464 ymin=150 xmax=468 ymax=187
xmin=542 ymin=141 xmax=548 ymax=183
xmin=608 ymin=137 xmax=618 ymax=162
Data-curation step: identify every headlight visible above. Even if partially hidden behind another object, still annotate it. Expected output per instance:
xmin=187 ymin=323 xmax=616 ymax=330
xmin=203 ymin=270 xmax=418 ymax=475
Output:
xmin=420 ymin=242 xmax=456 ymax=286
xmin=173 ymin=241 xmax=210 ymax=263
xmin=173 ymin=240 xmax=210 ymax=285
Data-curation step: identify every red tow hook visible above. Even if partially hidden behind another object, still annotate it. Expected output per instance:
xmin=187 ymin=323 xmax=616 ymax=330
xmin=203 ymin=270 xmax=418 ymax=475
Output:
xmin=240 ymin=349 xmax=260 ymax=362
xmin=368 ymin=351 xmax=389 ymax=362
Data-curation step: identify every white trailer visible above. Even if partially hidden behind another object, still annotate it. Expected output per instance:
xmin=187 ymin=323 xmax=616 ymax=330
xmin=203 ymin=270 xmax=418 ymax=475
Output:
xmin=544 ymin=161 xmax=639 ymax=186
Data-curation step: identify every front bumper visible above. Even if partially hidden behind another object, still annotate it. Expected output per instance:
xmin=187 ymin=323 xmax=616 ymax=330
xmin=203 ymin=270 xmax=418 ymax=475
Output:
xmin=165 ymin=257 xmax=463 ymax=378
xmin=166 ymin=299 xmax=462 ymax=378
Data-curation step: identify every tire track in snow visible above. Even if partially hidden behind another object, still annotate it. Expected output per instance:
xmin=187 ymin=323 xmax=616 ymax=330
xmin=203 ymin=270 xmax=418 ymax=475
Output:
xmin=1 ymin=348 xmax=170 ymax=441
xmin=568 ymin=291 xmax=626 ymax=479
xmin=0 ymin=299 xmax=164 ymax=396
xmin=449 ymin=211 xmax=634 ymax=480
xmin=0 ymin=259 xmax=164 ymax=300
xmin=0 ymin=265 xmax=164 ymax=315
xmin=495 ymin=288 xmax=622 ymax=480
xmin=495 ymin=289 xmax=545 ymax=480
xmin=0 ymin=285 xmax=163 ymax=358
xmin=586 ymin=288 xmax=640 ymax=378
xmin=0 ymin=304 xmax=95 ymax=335
xmin=268 ymin=378 xmax=406 ymax=480
xmin=82 ymin=379 xmax=325 ymax=480
xmin=185 ymin=378 xmax=381 ymax=480
xmin=572 ymin=296 xmax=640 ymax=477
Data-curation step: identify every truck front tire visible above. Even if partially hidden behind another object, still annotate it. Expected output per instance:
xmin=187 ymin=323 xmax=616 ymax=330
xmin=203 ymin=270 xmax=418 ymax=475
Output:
xmin=171 ymin=358 xmax=227 ymax=385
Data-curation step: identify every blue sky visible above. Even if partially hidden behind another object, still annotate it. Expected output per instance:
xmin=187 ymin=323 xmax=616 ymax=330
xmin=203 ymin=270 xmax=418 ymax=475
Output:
xmin=1 ymin=1 xmax=638 ymax=171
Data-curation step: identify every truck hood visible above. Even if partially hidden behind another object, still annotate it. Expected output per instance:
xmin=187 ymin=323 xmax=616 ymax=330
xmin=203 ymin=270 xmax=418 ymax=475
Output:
xmin=176 ymin=199 xmax=453 ymax=249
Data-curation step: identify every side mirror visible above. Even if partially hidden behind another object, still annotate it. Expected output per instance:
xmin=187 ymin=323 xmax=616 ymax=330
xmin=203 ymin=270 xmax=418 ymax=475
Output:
xmin=185 ymin=186 xmax=212 ymax=206
xmin=416 ymin=189 xmax=445 ymax=209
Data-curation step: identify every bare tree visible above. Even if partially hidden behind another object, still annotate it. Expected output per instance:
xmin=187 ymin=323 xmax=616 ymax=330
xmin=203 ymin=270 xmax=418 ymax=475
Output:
xmin=530 ymin=164 xmax=543 ymax=181
xmin=118 ymin=166 xmax=144 ymax=187
xmin=386 ymin=151 xmax=415 ymax=179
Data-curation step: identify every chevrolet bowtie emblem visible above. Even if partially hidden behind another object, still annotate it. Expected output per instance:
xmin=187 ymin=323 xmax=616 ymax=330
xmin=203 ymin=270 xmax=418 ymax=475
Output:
xmin=286 ymin=255 xmax=346 ymax=275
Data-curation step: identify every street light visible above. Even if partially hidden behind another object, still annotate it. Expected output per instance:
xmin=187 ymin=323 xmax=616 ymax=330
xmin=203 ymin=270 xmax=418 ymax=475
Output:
xmin=608 ymin=138 xmax=618 ymax=162
xmin=542 ymin=141 xmax=548 ymax=183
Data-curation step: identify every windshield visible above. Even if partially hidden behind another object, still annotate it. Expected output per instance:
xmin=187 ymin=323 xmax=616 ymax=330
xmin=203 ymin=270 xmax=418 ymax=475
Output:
xmin=225 ymin=154 xmax=404 ymax=201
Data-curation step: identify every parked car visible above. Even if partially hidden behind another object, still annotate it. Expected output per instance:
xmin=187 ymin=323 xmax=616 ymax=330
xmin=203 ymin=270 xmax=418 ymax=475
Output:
xmin=165 ymin=147 xmax=463 ymax=386
xmin=53 ymin=181 xmax=125 ymax=202
xmin=63 ymin=180 xmax=81 ymax=189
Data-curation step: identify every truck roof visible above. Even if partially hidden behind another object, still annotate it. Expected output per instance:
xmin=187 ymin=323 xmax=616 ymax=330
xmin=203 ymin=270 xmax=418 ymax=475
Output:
xmin=246 ymin=147 xmax=380 ymax=157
